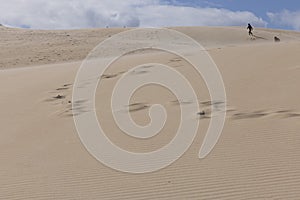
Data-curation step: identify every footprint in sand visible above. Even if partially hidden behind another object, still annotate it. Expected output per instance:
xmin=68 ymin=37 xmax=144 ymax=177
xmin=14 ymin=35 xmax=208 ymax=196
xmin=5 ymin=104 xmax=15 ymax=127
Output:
xmin=71 ymin=100 xmax=90 ymax=115
xmin=229 ymin=109 xmax=300 ymax=120
xmin=101 ymin=71 xmax=127 ymax=79
xmin=113 ymin=103 xmax=149 ymax=113
xmin=140 ymin=65 xmax=154 ymax=69
xmin=54 ymin=94 xmax=66 ymax=99
xmin=54 ymin=83 xmax=72 ymax=91
xmin=56 ymin=87 xmax=69 ymax=91
xmin=170 ymin=99 xmax=193 ymax=105
xmin=45 ymin=83 xmax=75 ymax=116
xmin=130 ymin=69 xmax=149 ymax=75
xmin=101 ymin=74 xmax=119 ymax=79
xmin=168 ymin=58 xmax=182 ymax=63
xmin=128 ymin=103 xmax=149 ymax=112
xmin=232 ymin=110 xmax=269 ymax=120
xmin=167 ymin=58 xmax=184 ymax=68
xmin=281 ymin=112 xmax=300 ymax=119
xmin=60 ymin=99 xmax=90 ymax=117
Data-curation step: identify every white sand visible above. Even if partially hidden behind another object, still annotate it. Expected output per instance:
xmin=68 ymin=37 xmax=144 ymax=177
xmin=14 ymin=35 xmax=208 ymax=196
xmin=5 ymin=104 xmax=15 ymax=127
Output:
xmin=1 ymin=26 xmax=300 ymax=199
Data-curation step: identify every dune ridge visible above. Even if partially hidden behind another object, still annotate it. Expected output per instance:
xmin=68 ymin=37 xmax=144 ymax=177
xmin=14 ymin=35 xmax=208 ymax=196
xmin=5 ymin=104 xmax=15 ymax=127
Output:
xmin=1 ymin=25 xmax=300 ymax=69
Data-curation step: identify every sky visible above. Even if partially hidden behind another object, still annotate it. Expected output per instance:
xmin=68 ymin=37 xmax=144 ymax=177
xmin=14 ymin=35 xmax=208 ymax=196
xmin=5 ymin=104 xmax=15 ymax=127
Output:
xmin=0 ymin=0 xmax=299 ymax=30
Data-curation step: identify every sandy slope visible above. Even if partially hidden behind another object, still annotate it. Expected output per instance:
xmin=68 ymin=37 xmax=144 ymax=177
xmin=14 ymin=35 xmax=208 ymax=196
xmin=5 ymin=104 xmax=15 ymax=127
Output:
xmin=1 ymin=25 xmax=299 ymax=69
xmin=1 ymin=26 xmax=300 ymax=199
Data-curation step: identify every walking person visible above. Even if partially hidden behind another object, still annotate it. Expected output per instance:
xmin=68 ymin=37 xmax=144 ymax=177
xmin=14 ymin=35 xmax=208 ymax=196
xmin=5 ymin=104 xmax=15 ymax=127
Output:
xmin=247 ymin=23 xmax=253 ymax=36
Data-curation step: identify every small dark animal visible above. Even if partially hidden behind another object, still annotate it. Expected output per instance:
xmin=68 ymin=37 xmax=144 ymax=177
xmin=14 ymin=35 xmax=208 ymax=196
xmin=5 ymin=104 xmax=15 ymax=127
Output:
xmin=198 ymin=111 xmax=206 ymax=116
xmin=274 ymin=36 xmax=280 ymax=42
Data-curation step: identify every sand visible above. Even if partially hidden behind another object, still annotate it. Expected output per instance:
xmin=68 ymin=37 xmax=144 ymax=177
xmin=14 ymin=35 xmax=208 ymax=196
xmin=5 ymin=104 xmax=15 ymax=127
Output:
xmin=1 ymin=26 xmax=300 ymax=199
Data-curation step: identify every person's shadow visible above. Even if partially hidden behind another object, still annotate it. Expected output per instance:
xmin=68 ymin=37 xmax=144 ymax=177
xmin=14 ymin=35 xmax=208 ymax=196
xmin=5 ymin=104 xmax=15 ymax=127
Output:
xmin=252 ymin=34 xmax=267 ymax=40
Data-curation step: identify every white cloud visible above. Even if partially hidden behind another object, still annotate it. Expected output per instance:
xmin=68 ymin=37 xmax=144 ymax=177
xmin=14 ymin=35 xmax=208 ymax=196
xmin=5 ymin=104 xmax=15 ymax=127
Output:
xmin=0 ymin=0 xmax=267 ymax=29
xmin=267 ymin=10 xmax=300 ymax=30
xmin=137 ymin=5 xmax=266 ymax=27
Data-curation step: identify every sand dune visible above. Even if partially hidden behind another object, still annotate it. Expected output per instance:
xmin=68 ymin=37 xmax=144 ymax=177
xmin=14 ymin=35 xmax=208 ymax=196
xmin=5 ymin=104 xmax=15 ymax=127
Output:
xmin=1 ymin=25 xmax=299 ymax=69
xmin=1 ymin=26 xmax=300 ymax=199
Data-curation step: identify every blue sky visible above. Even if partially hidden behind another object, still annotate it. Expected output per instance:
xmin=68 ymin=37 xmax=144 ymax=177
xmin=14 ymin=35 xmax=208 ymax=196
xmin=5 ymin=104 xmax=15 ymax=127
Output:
xmin=0 ymin=0 xmax=299 ymax=30
xmin=165 ymin=0 xmax=300 ymax=29
xmin=166 ymin=0 xmax=299 ymax=15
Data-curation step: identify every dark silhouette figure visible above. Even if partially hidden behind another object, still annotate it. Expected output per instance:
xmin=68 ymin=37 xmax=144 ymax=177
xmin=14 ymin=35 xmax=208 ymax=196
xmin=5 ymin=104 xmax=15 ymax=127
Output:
xmin=247 ymin=23 xmax=253 ymax=36
xmin=198 ymin=111 xmax=206 ymax=116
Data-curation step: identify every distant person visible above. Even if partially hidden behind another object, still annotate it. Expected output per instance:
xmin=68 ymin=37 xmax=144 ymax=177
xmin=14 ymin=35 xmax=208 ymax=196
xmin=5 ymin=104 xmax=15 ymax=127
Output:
xmin=247 ymin=23 xmax=253 ymax=36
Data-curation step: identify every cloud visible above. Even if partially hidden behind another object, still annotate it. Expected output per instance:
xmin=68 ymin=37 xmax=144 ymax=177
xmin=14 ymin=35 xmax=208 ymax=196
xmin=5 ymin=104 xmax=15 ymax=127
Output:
xmin=0 ymin=0 xmax=267 ymax=29
xmin=137 ymin=5 xmax=266 ymax=27
xmin=267 ymin=10 xmax=300 ymax=30
xmin=0 ymin=0 xmax=146 ymax=29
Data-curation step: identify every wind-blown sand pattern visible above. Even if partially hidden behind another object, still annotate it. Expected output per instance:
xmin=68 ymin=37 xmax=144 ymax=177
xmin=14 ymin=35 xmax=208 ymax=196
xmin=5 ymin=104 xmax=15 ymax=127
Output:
xmin=1 ymin=26 xmax=300 ymax=199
